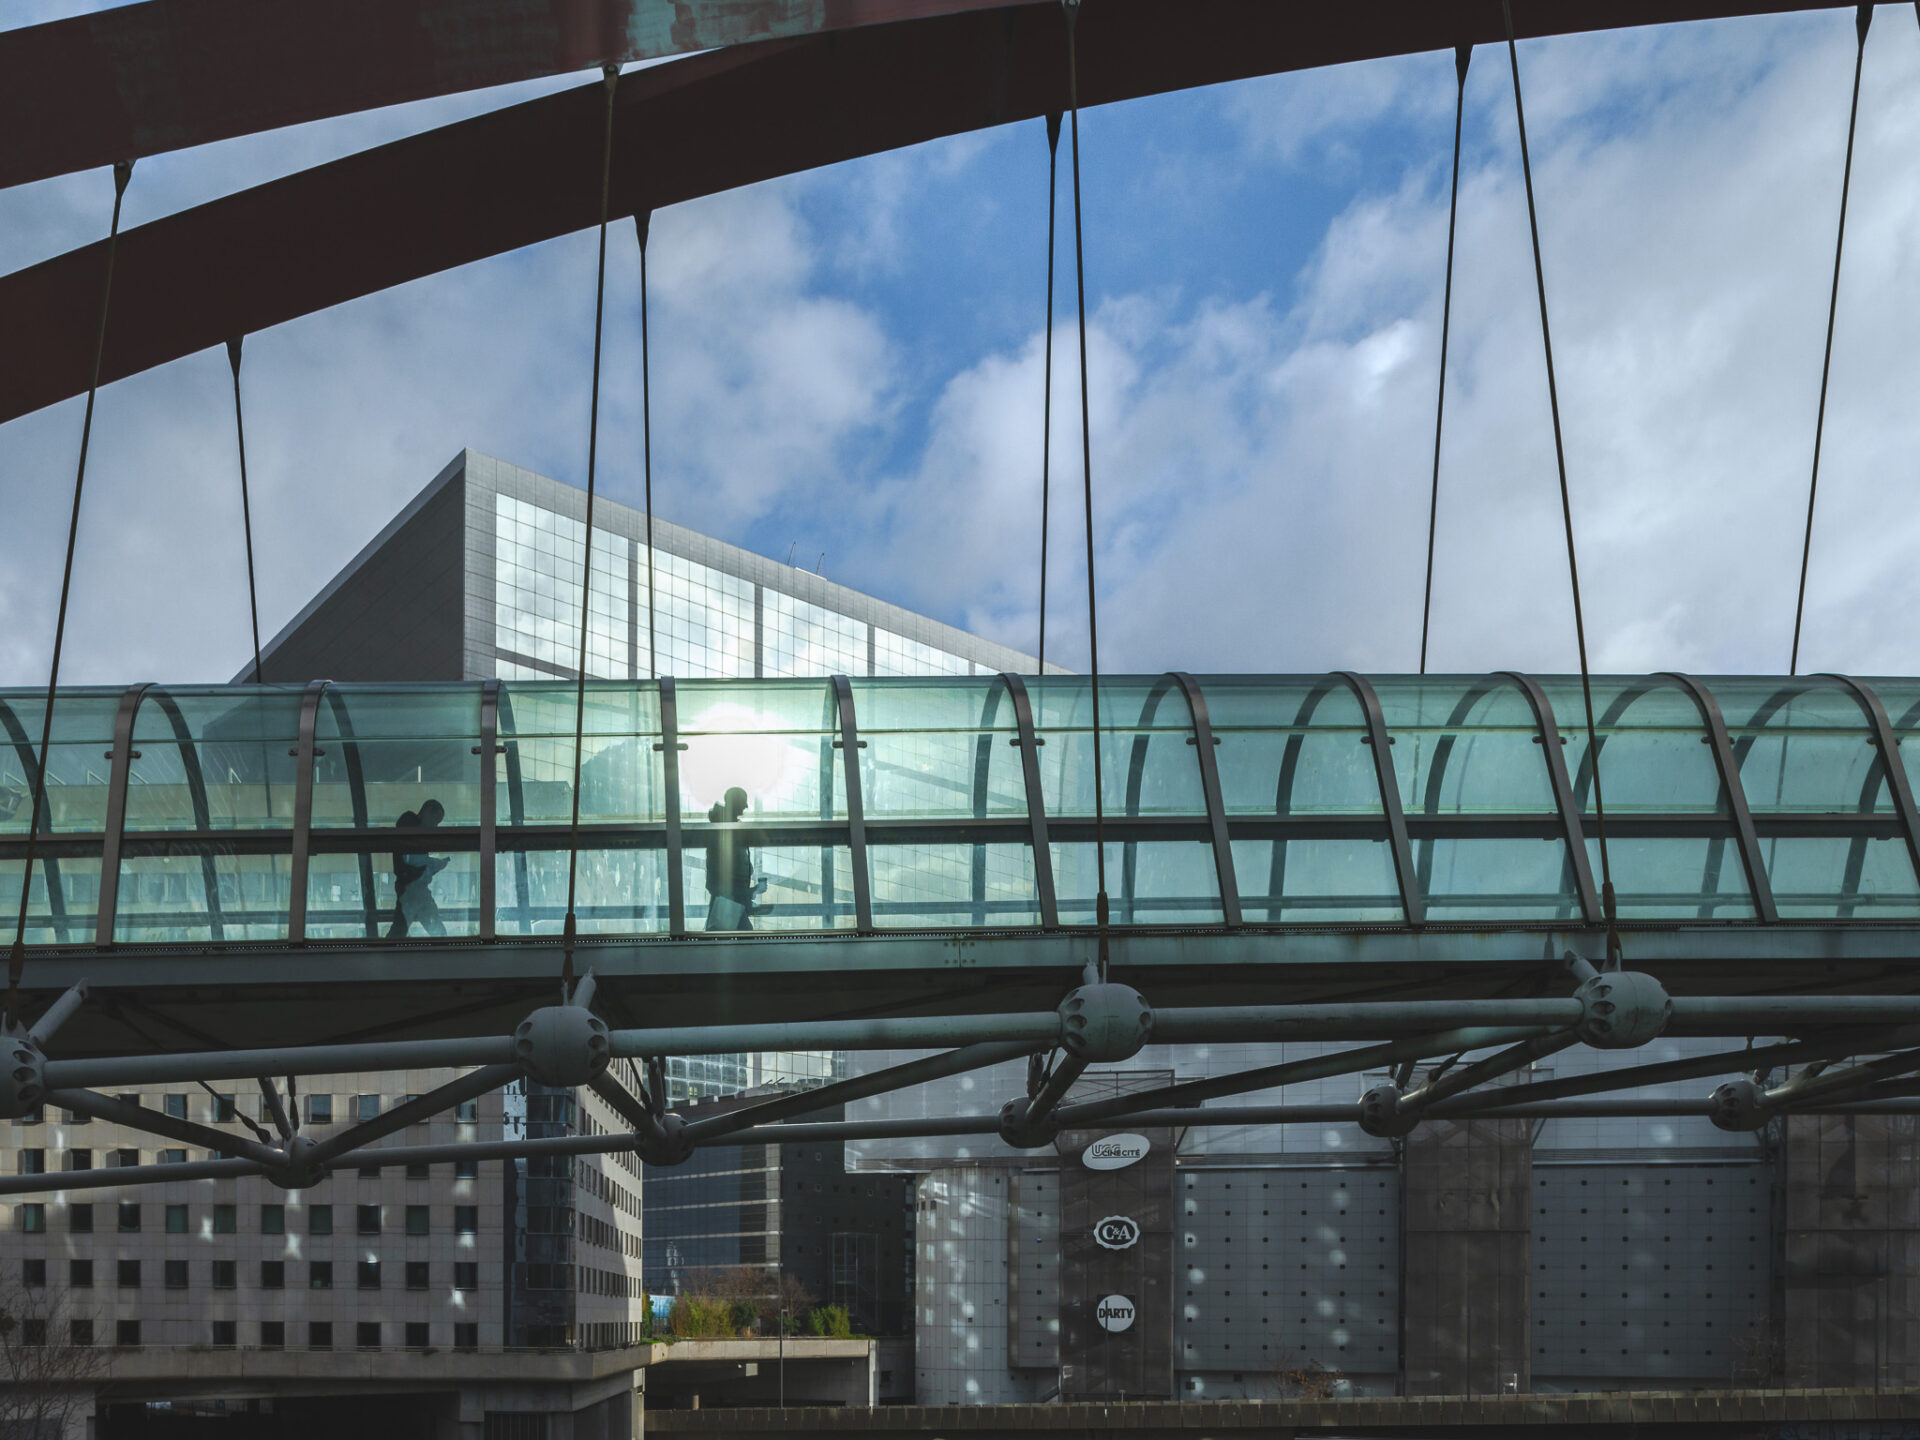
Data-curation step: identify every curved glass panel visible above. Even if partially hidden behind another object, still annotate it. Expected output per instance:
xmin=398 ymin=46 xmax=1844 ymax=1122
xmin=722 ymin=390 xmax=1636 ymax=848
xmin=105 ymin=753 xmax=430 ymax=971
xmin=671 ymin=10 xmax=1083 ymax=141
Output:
xmin=848 ymin=678 xmax=1037 ymax=929
xmin=495 ymin=682 xmax=667 ymax=936
xmin=1540 ymin=678 xmax=1751 ymax=921
xmin=1712 ymin=677 xmax=1920 ymax=920
xmin=308 ymin=685 xmax=483 ymax=940
xmin=9 ymin=674 xmax=1920 ymax=942
xmin=1201 ymin=678 xmax=1397 ymax=924
xmin=675 ymin=680 xmax=851 ymax=932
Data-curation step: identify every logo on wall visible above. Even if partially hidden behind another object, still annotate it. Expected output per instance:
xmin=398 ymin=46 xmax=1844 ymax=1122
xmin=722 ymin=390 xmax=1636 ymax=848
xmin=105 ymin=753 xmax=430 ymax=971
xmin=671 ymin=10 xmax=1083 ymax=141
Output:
xmin=1082 ymin=1133 xmax=1150 ymax=1170
xmin=1095 ymin=1294 xmax=1137 ymax=1333
xmin=1094 ymin=1215 xmax=1141 ymax=1250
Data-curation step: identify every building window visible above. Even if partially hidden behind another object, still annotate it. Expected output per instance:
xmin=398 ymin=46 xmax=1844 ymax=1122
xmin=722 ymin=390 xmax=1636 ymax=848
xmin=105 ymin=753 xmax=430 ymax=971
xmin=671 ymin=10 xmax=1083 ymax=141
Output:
xmin=455 ymin=1099 xmax=479 ymax=1122
xmin=261 ymin=1261 xmax=285 ymax=1290
xmin=456 ymin=1158 xmax=478 ymax=1180
xmin=357 ymin=1261 xmax=381 ymax=1290
xmin=357 ymin=1205 xmax=381 ymax=1235
xmin=357 ymin=1164 xmax=380 ymax=1179
xmin=212 ymin=1260 xmax=236 ymax=1290
xmin=453 ymin=1262 xmax=478 ymax=1292
xmin=62 ymin=1108 xmax=87 ymax=1126
xmin=21 ymin=1259 xmax=45 ymax=1289
xmin=405 ymin=1205 xmax=430 ymax=1236
xmin=309 ymin=1262 xmax=332 ymax=1290
xmin=455 ymin=1206 xmax=478 ymax=1235
xmin=306 ymin=1094 xmax=333 ymax=1124
xmin=21 ymin=1319 xmax=45 ymax=1347
xmin=211 ymin=1320 xmax=236 ymax=1348
xmin=63 ymin=1149 xmax=89 ymax=1171
xmin=214 ymin=1094 xmax=237 ymax=1123
xmin=406 ymin=1261 xmax=430 ymax=1292
xmin=308 ymin=1322 xmax=332 ymax=1351
xmin=213 ymin=1204 xmax=236 ymax=1234
xmin=117 ymin=1260 xmax=140 ymax=1290
xmin=68 ymin=1260 xmax=91 ymax=1289
xmin=64 ymin=1205 xmax=86 ymax=1234
xmin=261 ymin=1321 xmax=285 ymax=1349
xmin=261 ymin=1204 xmax=284 ymax=1235
xmin=16 ymin=1149 xmax=43 ymax=1174
xmin=69 ymin=1320 xmax=92 ymax=1347
xmin=309 ymin=1205 xmax=333 ymax=1236
xmin=355 ymin=1095 xmax=380 ymax=1122
xmin=164 ymin=1093 xmax=187 ymax=1119
xmin=405 ymin=1323 xmax=429 ymax=1349
xmin=406 ymin=1161 xmax=429 ymax=1179
xmin=165 ymin=1204 xmax=188 ymax=1234
xmin=116 ymin=1203 xmax=139 ymax=1234
xmin=111 ymin=1148 xmax=138 ymax=1168
xmin=356 ymin=1322 xmax=380 ymax=1350
xmin=19 ymin=1204 xmax=44 ymax=1234
xmin=16 ymin=1106 xmax=40 ymax=1125
xmin=159 ymin=1149 xmax=186 ymax=1165
xmin=454 ymin=1323 xmax=479 ymax=1349
xmin=164 ymin=1260 xmax=188 ymax=1290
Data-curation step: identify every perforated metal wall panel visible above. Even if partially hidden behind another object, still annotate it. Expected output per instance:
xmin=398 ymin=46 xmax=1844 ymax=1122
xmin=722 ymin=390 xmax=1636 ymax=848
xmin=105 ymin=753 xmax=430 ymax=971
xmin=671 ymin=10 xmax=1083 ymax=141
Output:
xmin=1531 ymin=1163 xmax=1771 ymax=1382
xmin=1007 ymin=1170 xmax=1059 ymax=1370
xmin=1177 ymin=1167 xmax=1398 ymax=1379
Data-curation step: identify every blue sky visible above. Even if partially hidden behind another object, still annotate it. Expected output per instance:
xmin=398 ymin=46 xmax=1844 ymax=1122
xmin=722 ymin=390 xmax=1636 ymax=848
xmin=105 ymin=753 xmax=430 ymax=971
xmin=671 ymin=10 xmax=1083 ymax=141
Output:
xmin=5 ymin=4 xmax=1920 ymax=684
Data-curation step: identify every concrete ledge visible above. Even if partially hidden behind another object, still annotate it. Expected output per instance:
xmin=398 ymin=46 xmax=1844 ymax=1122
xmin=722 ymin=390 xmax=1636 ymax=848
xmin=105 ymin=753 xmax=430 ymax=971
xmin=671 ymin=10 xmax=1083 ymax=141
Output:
xmin=642 ymin=1389 xmax=1920 ymax=1437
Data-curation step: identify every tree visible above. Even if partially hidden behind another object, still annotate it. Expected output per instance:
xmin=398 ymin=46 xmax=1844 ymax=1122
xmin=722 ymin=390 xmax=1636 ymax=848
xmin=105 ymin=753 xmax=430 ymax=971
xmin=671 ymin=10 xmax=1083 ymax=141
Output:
xmin=0 ymin=1275 xmax=108 ymax=1439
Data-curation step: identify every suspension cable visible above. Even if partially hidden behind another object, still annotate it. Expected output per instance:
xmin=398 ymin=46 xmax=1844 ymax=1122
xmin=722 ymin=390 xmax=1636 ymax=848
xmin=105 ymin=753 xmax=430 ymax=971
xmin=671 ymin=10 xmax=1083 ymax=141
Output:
xmin=635 ymin=211 xmax=657 ymax=680
xmin=1060 ymin=0 xmax=1111 ymax=976
xmin=227 ymin=336 xmax=266 ymax=685
xmin=1420 ymin=45 xmax=1471 ymax=676
xmin=1791 ymin=2 xmax=1873 ymax=677
xmin=5 ymin=159 xmax=133 ymax=1031
xmin=561 ymin=64 xmax=623 ymax=990
xmin=1502 ymin=2 xmax=1620 ymax=958
xmin=1038 ymin=111 xmax=1062 ymax=673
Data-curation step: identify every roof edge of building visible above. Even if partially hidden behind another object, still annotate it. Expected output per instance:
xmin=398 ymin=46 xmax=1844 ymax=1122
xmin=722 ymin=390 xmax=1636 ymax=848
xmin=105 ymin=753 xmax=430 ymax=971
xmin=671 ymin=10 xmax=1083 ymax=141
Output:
xmin=238 ymin=451 xmax=470 ymax=684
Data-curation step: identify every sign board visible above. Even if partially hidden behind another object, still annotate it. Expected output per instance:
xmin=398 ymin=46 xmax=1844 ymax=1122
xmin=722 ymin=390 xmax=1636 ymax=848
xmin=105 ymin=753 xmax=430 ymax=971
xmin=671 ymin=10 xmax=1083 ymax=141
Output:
xmin=1082 ymin=1133 xmax=1150 ymax=1170
xmin=1096 ymin=1295 xmax=1137 ymax=1333
xmin=1094 ymin=1215 xmax=1141 ymax=1251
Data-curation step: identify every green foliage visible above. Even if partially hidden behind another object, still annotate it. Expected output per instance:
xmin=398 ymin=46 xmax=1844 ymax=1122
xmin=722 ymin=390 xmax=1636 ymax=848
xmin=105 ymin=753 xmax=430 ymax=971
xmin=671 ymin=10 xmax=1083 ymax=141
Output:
xmin=806 ymin=1304 xmax=852 ymax=1339
xmin=668 ymin=1294 xmax=733 ymax=1339
xmin=728 ymin=1300 xmax=759 ymax=1334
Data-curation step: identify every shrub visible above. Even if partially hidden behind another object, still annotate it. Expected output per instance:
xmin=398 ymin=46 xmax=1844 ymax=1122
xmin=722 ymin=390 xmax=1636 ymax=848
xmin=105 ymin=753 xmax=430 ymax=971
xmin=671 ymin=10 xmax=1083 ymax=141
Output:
xmin=806 ymin=1304 xmax=852 ymax=1340
xmin=669 ymin=1294 xmax=732 ymax=1339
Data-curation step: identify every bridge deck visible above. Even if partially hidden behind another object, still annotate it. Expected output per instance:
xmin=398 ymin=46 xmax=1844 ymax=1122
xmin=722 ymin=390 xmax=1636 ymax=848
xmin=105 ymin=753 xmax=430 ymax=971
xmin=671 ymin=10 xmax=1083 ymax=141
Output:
xmin=7 ymin=673 xmax=1920 ymax=1050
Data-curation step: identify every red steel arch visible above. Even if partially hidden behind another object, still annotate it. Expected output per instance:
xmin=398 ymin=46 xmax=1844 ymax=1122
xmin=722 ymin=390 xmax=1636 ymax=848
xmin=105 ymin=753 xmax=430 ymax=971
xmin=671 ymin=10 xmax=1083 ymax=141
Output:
xmin=0 ymin=0 xmax=1841 ymax=426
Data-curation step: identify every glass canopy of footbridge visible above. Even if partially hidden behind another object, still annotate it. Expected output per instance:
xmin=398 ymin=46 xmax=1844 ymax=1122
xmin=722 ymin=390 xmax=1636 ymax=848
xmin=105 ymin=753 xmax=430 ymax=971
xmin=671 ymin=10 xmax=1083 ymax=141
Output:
xmin=5 ymin=672 xmax=1920 ymax=947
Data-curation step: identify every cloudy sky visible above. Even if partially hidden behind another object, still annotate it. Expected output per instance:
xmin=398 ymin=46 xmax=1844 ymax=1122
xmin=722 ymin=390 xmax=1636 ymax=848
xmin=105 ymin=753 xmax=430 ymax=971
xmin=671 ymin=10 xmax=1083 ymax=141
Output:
xmin=5 ymin=4 xmax=1920 ymax=686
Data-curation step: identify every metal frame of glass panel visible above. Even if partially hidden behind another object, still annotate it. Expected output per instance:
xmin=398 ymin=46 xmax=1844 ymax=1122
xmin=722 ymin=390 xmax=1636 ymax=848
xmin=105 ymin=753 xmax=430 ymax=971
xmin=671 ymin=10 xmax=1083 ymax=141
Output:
xmin=9 ymin=673 xmax=1920 ymax=947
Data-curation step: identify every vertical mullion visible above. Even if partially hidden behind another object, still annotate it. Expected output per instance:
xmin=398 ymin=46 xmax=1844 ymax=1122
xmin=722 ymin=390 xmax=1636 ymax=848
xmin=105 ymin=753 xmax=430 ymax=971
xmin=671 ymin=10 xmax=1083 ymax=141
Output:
xmin=94 ymin=683 xmax=148 ymax=946
xmin=1828 ymin=674 xmax=1920 ymax=895
xmin=1500 ymin=670 xmax=1601 ymax=924
xmin=1662 ymin=671 xmax=1779 ymax=924
xmin=288 ymin=680 xmax=325 ymax=944
xmin=659 ymin=676 xmax=685 ymax=936
xmin=1172 ymin=672 xmax=1241 ymax=927
xmin=832 ymin=675 xmax=873 ymax=932
xmin=1335 ymin=671 xmax=1422 ymax=926
xmin=1002 ymin=673 xmax=1058 ymax=928
xmin=478 ymin=680 xmax=499 ymax=941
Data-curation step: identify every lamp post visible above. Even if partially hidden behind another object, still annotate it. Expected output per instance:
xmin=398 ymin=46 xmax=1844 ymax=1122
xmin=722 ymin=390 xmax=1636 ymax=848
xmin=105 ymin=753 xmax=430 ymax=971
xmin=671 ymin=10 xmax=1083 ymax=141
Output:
xmin=779 ymin=1302 xmax=787 ymax=1408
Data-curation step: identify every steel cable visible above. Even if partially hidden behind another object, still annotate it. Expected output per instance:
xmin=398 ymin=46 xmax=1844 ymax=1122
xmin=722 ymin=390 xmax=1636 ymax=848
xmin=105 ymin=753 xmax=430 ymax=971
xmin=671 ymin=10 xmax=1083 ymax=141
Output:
xmin=1039 ymin=111 xmax=1062 ymax=673
xmin=561 ymin=64 xmax=623 ymax=988
xmin=1501 ymin=2 xmax=1620 ymax=957
xmin=1791 ymin=3 xmax=1873 ymax=676
xmin=227 ymin=336 xmax=266 ymax=685
xmin=1420 ymin=45 xmax=1472 ymax=676
xmin=4 ymin=159 xmax=132 ymax=1031
xmin=1060 ymin=0 xmax=1111 ymax=974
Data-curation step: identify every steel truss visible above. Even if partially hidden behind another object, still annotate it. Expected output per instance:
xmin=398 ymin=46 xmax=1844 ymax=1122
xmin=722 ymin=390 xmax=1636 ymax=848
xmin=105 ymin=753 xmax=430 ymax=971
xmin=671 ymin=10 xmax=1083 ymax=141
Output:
xmin=6 ymin=961 xmax=1919 ymax=1196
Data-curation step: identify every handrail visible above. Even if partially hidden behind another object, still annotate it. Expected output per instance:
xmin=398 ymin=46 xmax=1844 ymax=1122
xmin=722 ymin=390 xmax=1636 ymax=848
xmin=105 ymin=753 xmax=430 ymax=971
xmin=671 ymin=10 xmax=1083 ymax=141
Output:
xmin=1172 ymin=672 xmax=1241 ymax=926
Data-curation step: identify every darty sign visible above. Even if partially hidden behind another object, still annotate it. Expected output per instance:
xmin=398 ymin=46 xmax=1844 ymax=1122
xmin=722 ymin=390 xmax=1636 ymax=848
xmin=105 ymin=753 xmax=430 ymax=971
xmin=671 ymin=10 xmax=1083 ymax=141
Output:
xmin=1096 ymin=1294 xmax=1137 ymax=1333
xmin=1082 ymin=1133 xmax=1150 ymax=1170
